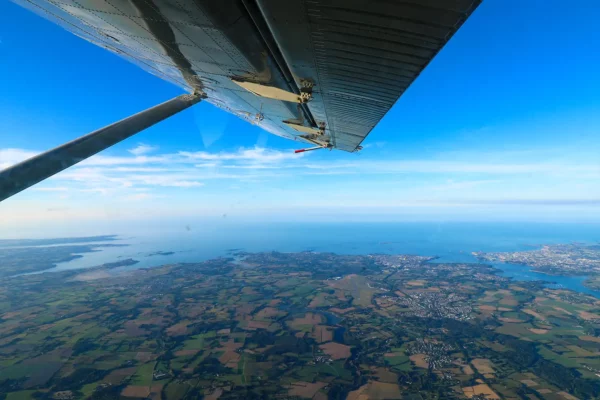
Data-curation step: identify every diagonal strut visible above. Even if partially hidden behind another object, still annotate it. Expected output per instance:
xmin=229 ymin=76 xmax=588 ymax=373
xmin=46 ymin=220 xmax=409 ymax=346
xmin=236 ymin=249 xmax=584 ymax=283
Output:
xmin=0 ymin=93 xmax=203 ymax=203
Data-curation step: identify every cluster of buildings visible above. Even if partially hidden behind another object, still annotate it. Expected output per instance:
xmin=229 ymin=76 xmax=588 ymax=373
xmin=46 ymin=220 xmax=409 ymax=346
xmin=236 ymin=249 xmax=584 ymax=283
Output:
xmin=407 ymin=339 xmax=454 ymax=371
xmin=393 ymin=291 xmax=473 ymax=321
xmin=474 ymin=244 xmax=600 ymax=275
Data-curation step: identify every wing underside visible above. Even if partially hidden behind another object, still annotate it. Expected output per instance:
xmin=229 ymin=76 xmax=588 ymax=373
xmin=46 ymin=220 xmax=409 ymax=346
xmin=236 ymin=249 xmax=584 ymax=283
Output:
xmin=12 ymin=0 xmax=481 ymax=151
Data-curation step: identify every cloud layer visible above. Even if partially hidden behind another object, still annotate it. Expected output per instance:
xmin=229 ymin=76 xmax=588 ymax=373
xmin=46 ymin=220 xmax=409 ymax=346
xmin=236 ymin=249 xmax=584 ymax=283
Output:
xmin=128 ymin=143 xmax=159 ymax=156
xmin=1 ymin=143 xmax=599 ymax=227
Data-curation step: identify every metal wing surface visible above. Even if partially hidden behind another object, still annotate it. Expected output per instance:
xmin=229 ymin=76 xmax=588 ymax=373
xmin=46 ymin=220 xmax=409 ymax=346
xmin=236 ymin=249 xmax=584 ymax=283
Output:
xmin=12 ymin=0 xmax=481 ymax=151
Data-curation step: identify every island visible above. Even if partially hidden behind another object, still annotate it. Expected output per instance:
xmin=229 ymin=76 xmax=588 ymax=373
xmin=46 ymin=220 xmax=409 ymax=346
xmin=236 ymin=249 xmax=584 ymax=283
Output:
xmin=0 ymin=250 xmax=599 ymax=399
xmin=0 ymin=235 xmax=119 ymax=248
xmin=98 ymin=258 xmax=139 ymax=269
xmin=148 ymin=251 xmax=176 ymax=257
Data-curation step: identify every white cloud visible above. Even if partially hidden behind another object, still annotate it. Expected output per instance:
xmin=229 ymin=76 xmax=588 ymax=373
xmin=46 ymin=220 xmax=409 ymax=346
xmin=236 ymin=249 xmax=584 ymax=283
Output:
xmin=4 ymin=143 xmax=599 ymax=177
xmin=124 ymin=193 xmax=155 ymax=201
xmin=134 ymin=177 xmax=203 ymax=188
xmin=170 ymin=181 xmax=204 ymax=188
xmin=79 ymin=154 xmax=169 ymax=166
xmin=317 ymin=160 xmax=599 ymax=175
xmin=33 ymin=187 xmax=70 ymax=192
xmin=112 ymin=167 xmax=171 ymax=172
xmin=426 ymin=180 xmax=500 ymax=192
xmin=180 ymin=147 xmax=302 ymax=163
xmin=0 ymin=148 xmax=39 ymax=169
xmin=221 ymin=164 xmax=280 ymax=170
xmin=128 ymin=143 xmax=159 ymax=156
xmin=79 ymin=187 xmax=114 ymax=195
xmin=3 ymin=146 xmax=599 ymax=190
xmin=362 ymin=141 xmax=387 ymax=149
xmin=2 ymin=145 xmax=600 ymax=226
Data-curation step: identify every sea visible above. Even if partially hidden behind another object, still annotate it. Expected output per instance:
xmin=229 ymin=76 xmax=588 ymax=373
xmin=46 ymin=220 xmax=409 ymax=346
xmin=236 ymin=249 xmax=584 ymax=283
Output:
xmin=17 ymin=221 xmax=600 ymax=297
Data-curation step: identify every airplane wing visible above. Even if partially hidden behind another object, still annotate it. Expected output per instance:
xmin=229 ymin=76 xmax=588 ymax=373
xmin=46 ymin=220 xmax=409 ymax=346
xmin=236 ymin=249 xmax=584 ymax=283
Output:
xmin=12 ymin=0 xmax=481 ymax=151
xmin=1 ymin=0 xmax=481 ymax=202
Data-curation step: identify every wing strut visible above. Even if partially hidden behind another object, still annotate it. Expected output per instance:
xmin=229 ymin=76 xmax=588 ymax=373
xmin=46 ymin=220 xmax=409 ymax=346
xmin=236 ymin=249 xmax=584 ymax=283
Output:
xmin=0 ymin=93 xmax=203 ymax=203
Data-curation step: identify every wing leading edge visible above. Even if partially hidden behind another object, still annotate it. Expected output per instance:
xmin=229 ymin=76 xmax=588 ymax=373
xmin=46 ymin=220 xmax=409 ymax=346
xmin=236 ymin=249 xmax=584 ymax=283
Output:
xmin=11 ymin=0 xmax=481 ymax=151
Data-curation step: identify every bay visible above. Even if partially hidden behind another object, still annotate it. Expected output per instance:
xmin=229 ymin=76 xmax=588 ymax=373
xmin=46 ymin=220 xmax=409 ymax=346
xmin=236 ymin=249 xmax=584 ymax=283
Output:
xmin=31 ymin=221 xmax=600 ymax=297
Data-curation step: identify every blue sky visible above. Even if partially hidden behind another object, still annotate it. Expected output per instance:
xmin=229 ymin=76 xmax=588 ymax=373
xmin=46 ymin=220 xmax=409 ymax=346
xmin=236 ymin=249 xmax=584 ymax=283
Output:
xmin=1 ymin=0 xmax=600 ymax=234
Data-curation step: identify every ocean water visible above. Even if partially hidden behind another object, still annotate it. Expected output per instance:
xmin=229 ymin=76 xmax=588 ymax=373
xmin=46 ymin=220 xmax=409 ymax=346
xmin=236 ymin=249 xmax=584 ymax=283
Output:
xmin=495 ymin=262 xmax=600 ymax=297
xmin=34 ymin=221 xmax=600 ymax=297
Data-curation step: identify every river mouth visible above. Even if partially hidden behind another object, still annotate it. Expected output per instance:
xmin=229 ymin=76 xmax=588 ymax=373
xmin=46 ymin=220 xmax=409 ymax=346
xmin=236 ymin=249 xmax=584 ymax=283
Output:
xmin=494 ymin=262 xmax=600 ymax=298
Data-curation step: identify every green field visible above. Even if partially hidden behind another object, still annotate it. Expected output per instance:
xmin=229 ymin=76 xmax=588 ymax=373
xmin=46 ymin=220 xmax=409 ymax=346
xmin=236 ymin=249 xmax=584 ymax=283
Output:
xmin=0 ymin=249 xmax=598 ymax=399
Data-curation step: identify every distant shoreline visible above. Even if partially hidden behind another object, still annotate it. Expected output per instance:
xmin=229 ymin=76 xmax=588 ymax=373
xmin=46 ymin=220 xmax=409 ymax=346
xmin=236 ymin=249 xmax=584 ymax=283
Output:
xmin=0 ymin=235 xmax=119 ymax=248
